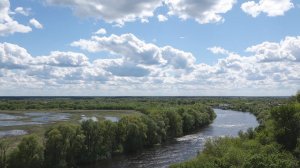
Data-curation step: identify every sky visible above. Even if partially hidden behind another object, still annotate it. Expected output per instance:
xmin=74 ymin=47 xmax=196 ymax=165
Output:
xmin=0 ymin=0 xmax=299 ymax=96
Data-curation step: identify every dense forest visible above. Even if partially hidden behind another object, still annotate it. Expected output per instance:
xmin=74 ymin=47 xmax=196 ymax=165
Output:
xmin=171 ymin=92 xmax=300 ymax=168
xmin=0 ymin=99 xmax=215 ymax=168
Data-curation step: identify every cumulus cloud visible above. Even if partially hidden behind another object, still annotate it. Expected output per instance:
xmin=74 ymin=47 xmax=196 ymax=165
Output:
xmin=71 ymin=33 xmax=166 ymax=65
xmin=45 ymin=0 xmax=239 ymax=25
xmin=165 ymin=0 xmax=236 ymax=24
xmin=29 ymin=18 xmax=43 ymax=29
xmin=46 ymin=0 xmax=162 ymax=26
xmin=106 ymin=62 xmax=151 ymax=77
xmin=1 ymin=35 xmax=299 ymax=96
xmin=161 ymin=46 xmax=195 ymax=70
xmin=0 ymin=42 xmax=33 ymax=69
xmin=94 ymin=28 xmax=106 ymax=35
xmin=241 ymin=0 xmax=294 ymax=17
xmin=71 ymin=33 xmax=196 ymax=71
xmin=157 ymin=14 xmax=168 ymax=22
xmin=34 ymin=51 xmax=90 ymax=67
xmin=246 ymin=36 xmax=300 ymax=62
xmin=0 ymin=0 xmax=32 ymax=36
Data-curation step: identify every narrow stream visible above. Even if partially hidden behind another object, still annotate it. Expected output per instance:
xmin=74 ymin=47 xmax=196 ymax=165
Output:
xmin=85 ymin=109 xmax=259 ymax=168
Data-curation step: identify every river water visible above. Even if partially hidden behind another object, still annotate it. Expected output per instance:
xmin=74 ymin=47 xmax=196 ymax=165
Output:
xmin=85 ymin=109 xmax=258 ymax=168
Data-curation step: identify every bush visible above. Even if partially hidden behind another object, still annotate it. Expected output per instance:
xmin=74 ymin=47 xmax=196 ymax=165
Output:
xmin=7 ymin=135 xmax=43 ymax=168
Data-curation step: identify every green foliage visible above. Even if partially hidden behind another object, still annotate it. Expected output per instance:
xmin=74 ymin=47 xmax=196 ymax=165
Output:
xmin=296 ymin=91 xmax=300 ymax=103
xmin=182 ymin=112 xmax=195 ymax=133
xmin=80 ymin=120 xmax=118 ymax=163
xmin=0 ymin=140 xmax=8 ymax=168
xmin=7 ymin=135 xmax=43 ymax=168
xmin=80 ymin=120 xmax=102 ymax=163
xmin=271 ymin=104 xmax=300 ymax=150
xmin=172 ymin=137 xmax=298 ymax=168
xmin=141 ymin=115 xmax=160 ymax=146
xmin=166 ymin=110 xmax=183 ymax=137
xmin=44 ymin=124 xmax=84 ymax=168
xmin=118 ymin=116 xmax=147 ymax=153
xmin=99 ymin=120 xmax=118 ymax=158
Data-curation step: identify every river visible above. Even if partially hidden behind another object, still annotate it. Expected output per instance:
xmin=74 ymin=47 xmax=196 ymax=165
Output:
xmin=84 ymin=109 xmax=259 ymax=168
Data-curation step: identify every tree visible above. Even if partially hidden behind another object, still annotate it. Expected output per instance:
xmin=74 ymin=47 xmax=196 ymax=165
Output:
xmin=297 ymin=91 xmax=300 ymax=103
xmin=44 ymin=124 xmax=84 ymax=168
xmin=166 ymin=111 xmax=183 ymax=137
xmin=141 ymin=115 xmax=160 ymax=146
xmin=0 ymin=140 xmax=8 ymax=168
xmin=182 ymin=112 xmax=195 ymax=134
xmin=271 ymin=105 xmax=300 ymax=150
xmin=7 ymin=135 xmax=43 ymax=168
xmin=80 ymin=120 xmax=103 ymax=163
xmin=98 ymin=120 xmax=118 ymax=159
xmin=117 ymin=116 xmax=147 ymax=153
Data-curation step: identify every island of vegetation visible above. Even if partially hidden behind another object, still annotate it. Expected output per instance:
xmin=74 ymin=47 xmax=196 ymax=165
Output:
xmin=0 ymin=98 xmax=215 ymax=168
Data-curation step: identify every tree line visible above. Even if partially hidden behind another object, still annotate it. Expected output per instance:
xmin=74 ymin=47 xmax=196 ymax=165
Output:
xmin=0 ymin=103 xmax=215 ymax=168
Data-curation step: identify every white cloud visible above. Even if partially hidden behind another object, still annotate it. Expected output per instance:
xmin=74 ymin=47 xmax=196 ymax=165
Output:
xmin=0 ymin=0 xmax=32 ymax=36
xmin=46 ymin=0 xmax=162 ymax=26
xmin=246 ymin=36 xmax=300 ymax=62
xmin=71 ymin=33 xmax=166 ymax=65
xmin=165 ymin=0 xmax=236 ymax=24
xmin=14 ymin=7 xmax=30 ymax=16
xmin=208 ymin=46 xmax=231 ymax=55
xmin=0 ymin=42 xmax=33 ymax=69
xmin=29 ymin=18 xmax=43 ymax=29
xmin=161 ymin=46 xmax=195 ymax=70
xmin=34 ymin=51 xmax=90 ymax=67
xmin=1 ymin=35 xmax=299 ymax=96
xmin=71 ymin=33 xmax=197 ymax=71
xmin=157 ymin=14 xmax=168 ymax=22
xmin=241 ymin=0 xmax=294 ymax=17
xmin=94 ymin=28 xmax=106 ymax=35
xmin=45 ymin=0 xmax=239 ymax=25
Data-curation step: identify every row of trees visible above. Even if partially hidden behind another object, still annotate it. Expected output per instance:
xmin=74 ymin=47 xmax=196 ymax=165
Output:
xmin=0 ymin=103 xmax=215 ymax=168
xmin=172 ymin=93 xmax=300 ymax=168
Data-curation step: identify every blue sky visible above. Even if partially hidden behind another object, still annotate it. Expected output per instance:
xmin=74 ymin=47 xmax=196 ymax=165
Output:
xmin=0 ymin=0 xmax=299 ymax=96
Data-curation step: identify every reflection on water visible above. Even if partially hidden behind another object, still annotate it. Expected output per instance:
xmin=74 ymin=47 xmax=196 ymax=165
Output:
xmin=80 ymin=115 xmax=98 ymax=122
xmin=0 ymin=112 xmax=70 ymax=127
xmin=85 ymin=109 xmax=258 ymax=168
xmin=25 ymin=112 xmax=71 ymax=123
xmin=0 ymin=112 xmax=71 ymax=138
xmin=0 ymin=130 xmax=27 ymax=138
xmin=0 ymin=114 xmax=25 ymax=120
xmin=104 ymin=116 xmax=119 ymax=122
xmin=0 ymin=121 xmax=42 ymax=127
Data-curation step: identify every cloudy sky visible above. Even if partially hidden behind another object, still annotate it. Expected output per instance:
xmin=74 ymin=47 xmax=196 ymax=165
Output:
xmin=0 ymin=0 xmax=299 ymax=96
